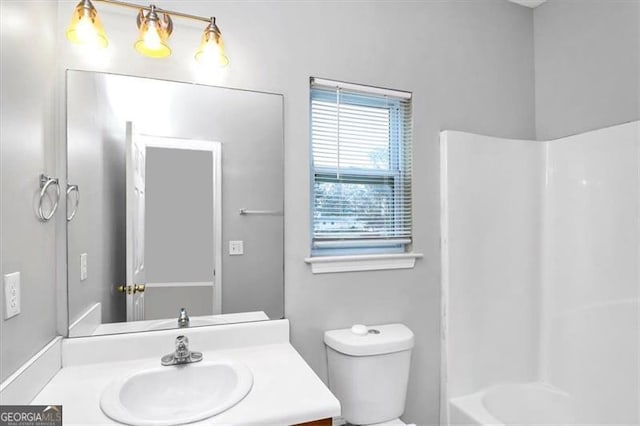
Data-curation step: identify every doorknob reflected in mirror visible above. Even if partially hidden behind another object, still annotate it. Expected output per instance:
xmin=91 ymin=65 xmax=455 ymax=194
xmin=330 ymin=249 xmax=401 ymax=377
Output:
xmin=117 ymin=284 xmax=146 ymax=295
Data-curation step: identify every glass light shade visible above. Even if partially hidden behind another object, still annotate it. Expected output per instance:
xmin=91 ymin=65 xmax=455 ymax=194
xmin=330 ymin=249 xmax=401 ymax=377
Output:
xmin=65 ymin=0 xmax=108 ymax=49
xmin=134 ymin=19 xmax=171 ymax=58
xmin=195 ymin=26 xmax=229 ymax=67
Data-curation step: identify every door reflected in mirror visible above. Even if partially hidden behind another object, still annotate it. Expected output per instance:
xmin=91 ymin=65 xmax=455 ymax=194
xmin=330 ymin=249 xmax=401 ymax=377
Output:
xmin=66 ymin=71 xmax=284 ymax=337
xmin=124 ymin=129 xmax=221 ymax=322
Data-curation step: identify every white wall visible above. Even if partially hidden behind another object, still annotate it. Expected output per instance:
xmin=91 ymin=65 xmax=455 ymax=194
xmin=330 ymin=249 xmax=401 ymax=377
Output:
xmin=0 ymin=1 xmax=59 ymax=382
xmin=541 ymin=122 xmax=639 ymax=424
xmin=441 ymin=132 xmax=542 ymax=400
xmin=534 ymin=0 xmax=640 ymax=140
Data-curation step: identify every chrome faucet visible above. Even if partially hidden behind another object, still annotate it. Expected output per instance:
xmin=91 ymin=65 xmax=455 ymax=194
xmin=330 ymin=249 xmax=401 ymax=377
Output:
xmin=161 ymin=335 xmax=203 ymax=366
xmin=178 ymin=307 xmax=190 ymax=328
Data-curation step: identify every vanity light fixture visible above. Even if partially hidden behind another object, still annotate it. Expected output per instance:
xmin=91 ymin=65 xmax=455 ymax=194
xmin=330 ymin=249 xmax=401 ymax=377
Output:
xmin=134 ymin=5 xmax=172 ymax=58
xmin=194 ymin=17 xmax=229 ymax=67
xmin=65 ymin=0 xmax=229 ymax=66
xmin=65 ymin=0 xmax=109 ymax=49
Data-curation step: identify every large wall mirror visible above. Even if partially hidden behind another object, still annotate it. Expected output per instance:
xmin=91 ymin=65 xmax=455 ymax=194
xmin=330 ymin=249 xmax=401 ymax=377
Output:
xmin=66 ymin=70 xmax=284 ymax=337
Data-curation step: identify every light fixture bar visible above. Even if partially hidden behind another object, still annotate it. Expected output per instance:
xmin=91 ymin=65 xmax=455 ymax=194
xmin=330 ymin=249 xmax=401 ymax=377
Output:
xmin=94 ymin=0 xmax=212 ymax=23
xmin=66 ymin=0 xmax=229 ymax=66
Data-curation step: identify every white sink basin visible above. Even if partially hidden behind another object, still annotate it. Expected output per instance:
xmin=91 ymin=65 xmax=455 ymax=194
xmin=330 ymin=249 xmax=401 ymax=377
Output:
xmin=100 ymin=360 xmax=253 ymax=426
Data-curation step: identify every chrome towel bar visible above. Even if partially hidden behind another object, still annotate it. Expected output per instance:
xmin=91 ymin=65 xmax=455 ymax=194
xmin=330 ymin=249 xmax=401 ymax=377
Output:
xmin=238 ymin=208 xmax=283 ymax=216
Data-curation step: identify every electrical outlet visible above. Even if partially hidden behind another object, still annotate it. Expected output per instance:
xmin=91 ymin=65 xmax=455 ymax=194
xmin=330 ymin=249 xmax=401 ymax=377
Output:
xmin=4 ymin=272 xmax=21 ymax=319
xmin=80 ymin=253 xmax=88 ymax=281
xmin=229 ymin=240 xmax=244 ymax=255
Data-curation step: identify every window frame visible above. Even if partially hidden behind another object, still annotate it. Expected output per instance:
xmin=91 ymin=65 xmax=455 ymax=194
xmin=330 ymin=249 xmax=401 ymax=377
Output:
xmin=309 ymin=84 xmax=411 ymax=257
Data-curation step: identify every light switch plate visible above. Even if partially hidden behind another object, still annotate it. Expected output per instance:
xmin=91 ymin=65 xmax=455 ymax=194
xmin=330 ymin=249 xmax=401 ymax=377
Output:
xmin=80 ymin=253 xmax=88 ymax=281
xmin=229 ymin=240 xmax=244 ymax=256
xmin=4 ymin=272 xmax=21 ymax=319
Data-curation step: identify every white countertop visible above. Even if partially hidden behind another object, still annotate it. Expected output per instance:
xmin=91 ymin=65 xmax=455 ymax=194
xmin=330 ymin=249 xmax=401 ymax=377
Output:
xmin=31 ymin=320 xmax=340 ymax=425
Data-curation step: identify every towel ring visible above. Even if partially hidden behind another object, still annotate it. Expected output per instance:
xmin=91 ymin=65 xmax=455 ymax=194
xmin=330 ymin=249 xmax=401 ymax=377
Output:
xmin=37 ymin=174 xmax=60 ymax=222
xmin=66 ymin=184 xmax=79 ymax=222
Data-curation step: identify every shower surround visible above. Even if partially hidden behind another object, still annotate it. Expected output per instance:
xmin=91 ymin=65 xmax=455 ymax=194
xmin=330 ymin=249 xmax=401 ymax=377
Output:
xmin=440 ymin=121 xmax=639 ymax=425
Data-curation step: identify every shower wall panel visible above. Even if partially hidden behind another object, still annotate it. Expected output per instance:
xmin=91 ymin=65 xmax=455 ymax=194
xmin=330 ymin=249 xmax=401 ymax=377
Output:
xmin=442 ymin=122 xmax=639 ymax=425
xmin=441 ymin=131 xmax=543 ymax=399
xmin=541 ymin=122 xmax=639 ymax=424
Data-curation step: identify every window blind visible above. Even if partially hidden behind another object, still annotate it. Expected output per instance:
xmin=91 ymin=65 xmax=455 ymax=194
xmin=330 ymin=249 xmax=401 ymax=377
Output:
xmin=310 ymin=79 xmax=413 ymax=251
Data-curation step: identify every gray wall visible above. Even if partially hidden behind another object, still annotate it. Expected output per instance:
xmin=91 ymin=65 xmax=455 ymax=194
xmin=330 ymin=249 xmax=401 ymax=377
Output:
xmin=2 ymin=0 xmax=632 ymax=420
xmin=67 ymin=72 xmax=126 ymax=325
xmin=534 ymin=0 xmax=640 ymax=140
xmin=72 ymin=2 xmax=531 ymax=423
xmin=256 ymin=3 xmax=534 ymax=423
xmin=0 ymin=1 xmax=59 ymax=382
xmin=0 ymin=0 xmax=536 ymax=420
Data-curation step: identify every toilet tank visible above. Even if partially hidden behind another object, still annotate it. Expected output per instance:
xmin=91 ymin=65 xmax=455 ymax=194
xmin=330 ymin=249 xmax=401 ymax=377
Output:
xmin=324 ymin=323 xmax=414 ymax=425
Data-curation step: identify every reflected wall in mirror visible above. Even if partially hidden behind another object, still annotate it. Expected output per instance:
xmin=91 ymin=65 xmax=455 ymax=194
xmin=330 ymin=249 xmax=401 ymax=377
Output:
xmin=66 ymin=71 xmax=284 ymax=337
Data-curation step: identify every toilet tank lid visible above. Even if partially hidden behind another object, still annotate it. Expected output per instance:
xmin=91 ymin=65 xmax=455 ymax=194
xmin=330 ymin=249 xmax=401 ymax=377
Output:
xmin=324 ymin=323 xmax=414 ymax=356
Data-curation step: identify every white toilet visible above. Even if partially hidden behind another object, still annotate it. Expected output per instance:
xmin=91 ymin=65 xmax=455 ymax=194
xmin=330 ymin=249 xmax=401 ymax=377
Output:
xmin=324 ymin=323 xmax=415 ymax=426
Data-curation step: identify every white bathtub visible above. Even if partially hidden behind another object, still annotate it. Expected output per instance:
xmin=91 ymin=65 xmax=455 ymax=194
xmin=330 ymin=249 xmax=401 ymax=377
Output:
xmin=450 ymin=382 xmax=574 ymax=425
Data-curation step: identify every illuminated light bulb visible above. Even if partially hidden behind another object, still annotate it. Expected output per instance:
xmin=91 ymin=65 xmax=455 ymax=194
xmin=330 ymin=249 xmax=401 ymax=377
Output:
xmin=142 ymin=21 xmax=162 ymax=50
xmin=195 ymin=17 xmax=229 ymax=67
xmin=134 ymin=6 xmax=172 ymax=59
xmin=74 ymin=17 xmax=97 ymax=42
xmin=66 ymin=0 xmax=108 ymax=49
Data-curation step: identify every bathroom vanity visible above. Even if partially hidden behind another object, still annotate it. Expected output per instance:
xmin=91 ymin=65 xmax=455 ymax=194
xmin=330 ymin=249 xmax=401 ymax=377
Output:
xmin=30 ymin=320 xmax=339 ymax=425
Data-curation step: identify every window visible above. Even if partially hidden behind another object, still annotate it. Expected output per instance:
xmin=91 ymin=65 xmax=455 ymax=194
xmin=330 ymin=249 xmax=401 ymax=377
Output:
xmin=310 ymin=78 xmax=413 ymax=257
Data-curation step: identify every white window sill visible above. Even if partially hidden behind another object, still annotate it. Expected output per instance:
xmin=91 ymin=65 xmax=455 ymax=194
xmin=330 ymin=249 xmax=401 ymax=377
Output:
xmin=304 ymin=253 xmax=423 ymax=274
